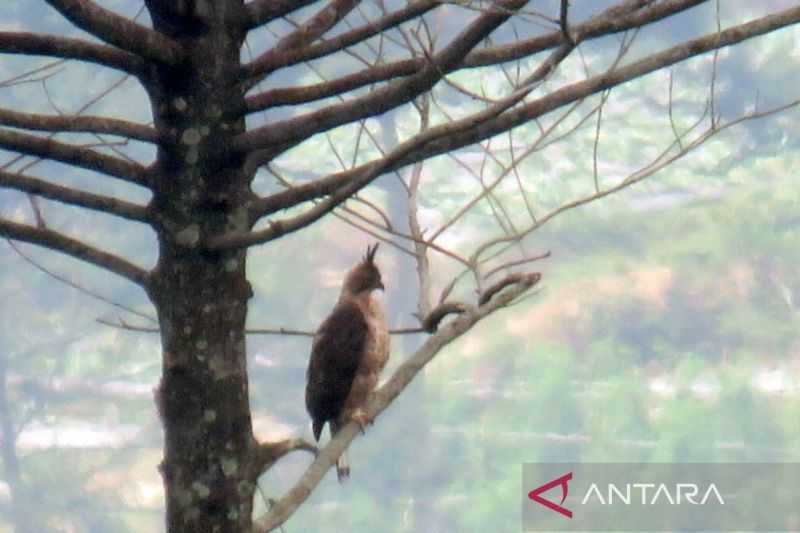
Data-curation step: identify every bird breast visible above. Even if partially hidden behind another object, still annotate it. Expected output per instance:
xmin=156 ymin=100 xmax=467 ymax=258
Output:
xmin=362 ymin=296 xmax=390 ymax=373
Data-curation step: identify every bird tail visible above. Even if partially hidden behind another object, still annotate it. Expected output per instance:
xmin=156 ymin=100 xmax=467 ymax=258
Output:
xmin=312 ymin=419 xmax=324 ymax=442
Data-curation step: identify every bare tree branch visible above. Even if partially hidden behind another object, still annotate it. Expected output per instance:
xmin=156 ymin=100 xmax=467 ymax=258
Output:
xmin=419 ymin=4 xmax=800 ymax=166
xmin=420 ymin=301 xmax=471 ymax=333
xmin=424 ymin=100 xmax=588 ymax=247
xmin=0 ymin=169 xmax=150 ymax=223
xmin=8 ymin=240 xmax=156 ymax=322
xmin=461 ymin=0 xmax=695 ymax=68
xmin=0 ymin=129 xmax=150 ymax=187
xmin=96 ymin=317 xmax=159 ymax=332
xmin=0 ymin=108 xmax=157 ymax=144
xmin=248 ymin=4 xmax=800 ymax=219
xmin=213 ymin=79 xmax=535 ymax=250
xmin=405 ymin=95 xmax=436 ymax=320
xmin=249 ymin=438 xmax=318 ymax=481
xmin=43 ymin=0 xmax=184 ymax=65
xmin=478 ymin=271 xmax=540 ymax=305
xmin=470 ymin=97 xmax=800 ymax=265
xmin=0 ymin=219 xmax=149 ymax=286
xmin=245 ymin=327 xmax=314 ymax=337
xmin=273 ymin=0 xmax=362 ymax=52
xmin=242 ymin=0 xmax=703 ymax=114
xmin=234 ymin=0 xmax=529 ymax=154
xmin=483 ymin=251 xmax=551 ymax=279
xmin=253 ymin=272 xmax=541 ymax=532
xmin=242 ymin=0 xmax=439 ymax=84
xmin=0 ymin=59 xmax=64 ymax=89
xmin=244 ymin=0 xmax=321 ymax=30
xmin=98 ymin=320 xmax=442 ymax=337
xmin=248 ymin=30 xmax=577 ymax=224
xmin=0 ymin=32 xmax=145 ymax=75
xmin=243 ymin=60 xmax=411 ymax=111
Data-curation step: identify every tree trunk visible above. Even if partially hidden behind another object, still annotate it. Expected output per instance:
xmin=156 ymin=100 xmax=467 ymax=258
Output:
xmin=149 ymin=251 xmax=256 ymax=533
xmin=143 ymin=2 xmax=257 ymax=531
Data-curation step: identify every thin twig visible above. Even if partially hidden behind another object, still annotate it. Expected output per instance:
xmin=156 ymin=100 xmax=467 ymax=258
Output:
xmin=8 ymin=241 xmax=156 ymax=322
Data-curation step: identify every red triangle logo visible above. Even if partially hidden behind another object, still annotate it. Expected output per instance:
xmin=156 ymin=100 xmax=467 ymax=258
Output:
xmin=528 ymin=472 xmax=573 ymax=518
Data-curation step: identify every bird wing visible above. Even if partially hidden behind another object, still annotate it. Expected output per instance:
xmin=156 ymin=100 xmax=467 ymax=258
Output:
xmin=305 ymin=299 xmax=368 ymax=441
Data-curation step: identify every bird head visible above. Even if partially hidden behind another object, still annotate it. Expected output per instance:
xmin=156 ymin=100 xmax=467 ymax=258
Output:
xmin=342 ymin=243 xmax=384 ymax=295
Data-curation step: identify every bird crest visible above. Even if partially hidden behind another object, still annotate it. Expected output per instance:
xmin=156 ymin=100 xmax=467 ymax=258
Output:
xmin=363 ymin=243 xmax=380 ymax=264
xmin=342 ymin=243 xmax=384 ymax=294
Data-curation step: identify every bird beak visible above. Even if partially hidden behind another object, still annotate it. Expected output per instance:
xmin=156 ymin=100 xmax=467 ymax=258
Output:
xmin=377 ymin=281 xmax=385 ymax=291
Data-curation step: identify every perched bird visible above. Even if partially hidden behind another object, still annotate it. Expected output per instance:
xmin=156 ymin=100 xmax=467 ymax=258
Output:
xmin=305 ymin=243 xmax=390 ymax=481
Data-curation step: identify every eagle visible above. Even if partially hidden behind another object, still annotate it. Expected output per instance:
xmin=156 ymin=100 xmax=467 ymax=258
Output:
xmin=305 ymin=243 xmax=390 ymax=481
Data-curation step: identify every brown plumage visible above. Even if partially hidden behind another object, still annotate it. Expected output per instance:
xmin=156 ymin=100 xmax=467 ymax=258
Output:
xmin=305 ymin=243 xmax=390 ymax=481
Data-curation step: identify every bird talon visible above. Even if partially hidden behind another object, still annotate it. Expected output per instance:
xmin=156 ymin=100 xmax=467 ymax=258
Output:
xmin=349 ymin=409 xmax=371 ymax=434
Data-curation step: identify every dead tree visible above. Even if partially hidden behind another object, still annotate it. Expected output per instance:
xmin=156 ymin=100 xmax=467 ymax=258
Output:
xmin=1 ymin=1 xmax=798 ymax=532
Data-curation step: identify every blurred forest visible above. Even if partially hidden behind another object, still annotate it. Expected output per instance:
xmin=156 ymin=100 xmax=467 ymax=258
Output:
xmin=2 ymin=171 xmax=798 ymax=531
xmin=1 ymin=1 xmax=799 ymax=532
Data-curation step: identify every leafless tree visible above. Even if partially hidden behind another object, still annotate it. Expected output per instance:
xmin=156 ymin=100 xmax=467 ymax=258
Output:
xmin=1 ymin=1 xmax=798 ymax=531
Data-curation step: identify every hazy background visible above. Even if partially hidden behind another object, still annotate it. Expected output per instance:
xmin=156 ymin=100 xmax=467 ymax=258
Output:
xmin=1 ymin=1 xmax=798 ymax=531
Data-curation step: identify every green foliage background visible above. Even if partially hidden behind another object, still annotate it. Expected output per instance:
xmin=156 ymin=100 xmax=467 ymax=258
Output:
xmin=2 ymin=159 xmax=799 ymax=533
xmin=1 ymin=3 xmax=799 ymax=532
xmin=254 ymin=176 xmax=800 ymax=532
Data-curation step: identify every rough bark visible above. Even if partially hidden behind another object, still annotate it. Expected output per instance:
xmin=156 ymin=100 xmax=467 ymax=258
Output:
xmin=142 ymin=2 xmax=257 ymax=532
